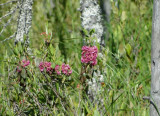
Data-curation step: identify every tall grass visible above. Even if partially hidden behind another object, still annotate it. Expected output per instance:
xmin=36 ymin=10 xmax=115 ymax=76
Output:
xmin=0 ymin=0 xmax=152 ymax=115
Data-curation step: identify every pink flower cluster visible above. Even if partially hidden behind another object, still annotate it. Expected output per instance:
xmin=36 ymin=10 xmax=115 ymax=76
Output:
xmin=17 ymin=66 xmax=22 ymax=73
xmin=21 ymin=60 xmax=30 ymax=67
xmin=39 ymin=62 xmax=53 ymax=74
xmin=40 ymin=32 xmax=51 ymax=40
xmin=61 ymin=63 xmax=72 ymax=75
xmin=55 ymin=65 xmax=61 ymax=75
xmin=81 ymin=46 xmax=98 ymax=66
xmin=55 ymin=63 xmax=72 ymax=76
xmin=17 ymin=60 xmax=30 ymax=73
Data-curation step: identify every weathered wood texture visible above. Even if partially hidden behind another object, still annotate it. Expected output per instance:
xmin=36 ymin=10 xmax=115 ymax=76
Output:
xmin=15 ymin=0 xmax=33 ymax=44
xmin=80 ymin=0 xmax=104 ymax=44
xmin=101 ymin=0 xmax=111 ymax=42
xmin=101 ymin=0 xmax=110 ymax=22
xmin=151 ymin=0 xmax=160 ymax=115
xmin=80 ymin=0 xmax=104 ymax=105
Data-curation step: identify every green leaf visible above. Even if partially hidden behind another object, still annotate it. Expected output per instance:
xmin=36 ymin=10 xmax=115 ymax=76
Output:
xmin=17 ymin=42 xmax=22 ymax=54
xmin=13 ymin=46 xmax=19 ymax=56
xmin=82 ymin=29 xmax=89 ymax=36
xmin=94 ymin=109 xmax=100 ymax=116
xmin=121 ymin=11 xmax=127 ymax=21
xmin=49 ymin=44 xmax=55 ymax=55
xmin=89 ymin=29 xmax=95 ymax=35
xmin=35 ymin=49 xmax=41 ymax=55
xmin=62 ymin=77 xmax=65 ymax=83
xmin=125 ymin=43 xmax=132 ymax=56
xmin=51 ymin=63 xmax=55 ymax=68
xmin=55 ymin=60 xmax=62 ymax=65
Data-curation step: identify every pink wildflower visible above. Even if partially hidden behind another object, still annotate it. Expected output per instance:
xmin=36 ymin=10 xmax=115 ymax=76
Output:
xmin=17 ymin=66 xmax=22 ymax=73
xmin=81 ymin=46 xmax=98 ymax=66
xmin=39 ymin=62 xmax=53 ymax=74
xmin=77 ymin=84 xmax=80 ymax=89
xmin=61 ymin=63 xmax=72 ymax=76
xmin=44 ymin=62 xmax=52 ymax=73
xmin=40 ymin=32 xmax=46 ymax=35
xmin=16 ymin=59 xmax=30 ymax=73
xmin=21 ymin=60 xmax=30 ymax=67
xmin=54 ymin=63 xmax=72 ymax=76
xmin=39 ymin=62 xmax=45 ymax=72
xmin=55 ymin=65 xmax=61 ymax=75
xmin=40 ymin=32 xmax=51 ymax=40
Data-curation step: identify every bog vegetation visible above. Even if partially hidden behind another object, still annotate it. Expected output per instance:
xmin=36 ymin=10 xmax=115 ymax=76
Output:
xmin=0 ymin=0 xmax=152 ymax=115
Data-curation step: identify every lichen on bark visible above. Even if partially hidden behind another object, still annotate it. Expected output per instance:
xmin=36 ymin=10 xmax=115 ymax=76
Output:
xmin=80 ymin=0 xmax=104 ymax=44
xmin=151 ymin=0 xmax=160 ymax=115
xmin=15 ymin=0 xmax=33 ymax=45
xmin=80 ymin=0 xmax=105 ymax=107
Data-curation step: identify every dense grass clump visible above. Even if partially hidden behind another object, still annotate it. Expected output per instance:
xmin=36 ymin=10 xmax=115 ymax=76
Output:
xmin=0 ymin=0 xmax=152 ymax=115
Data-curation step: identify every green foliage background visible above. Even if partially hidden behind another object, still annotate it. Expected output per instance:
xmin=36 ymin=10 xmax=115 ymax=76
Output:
xmin=0 ymin=0 xmax=152 ymax=115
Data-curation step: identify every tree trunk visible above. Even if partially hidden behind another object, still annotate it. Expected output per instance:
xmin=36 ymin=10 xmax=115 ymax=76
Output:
xmin=80 ymin=0 xmax=104 ymax=44
xmin=80 ymin=0 xmax=104 ymax=105
xmin=150 ymin=0 xmax=160 ymax=115
xmin=101 ymin=0 xmax=111 ymax=42
xmin=15 ymin=0 xmax=33 ymax=45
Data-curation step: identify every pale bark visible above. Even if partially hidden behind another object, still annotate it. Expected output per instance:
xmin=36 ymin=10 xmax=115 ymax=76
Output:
xmin=114 ymin=0 xmax=119 ymax=9
xmin=80 ymin=0 xmax=104 ymax=105
xmin=101 ymin=0 xmax=110 ymax=22
xmin=15 ymin=0 xmax=33 ymax=45
xmin=80 ymin=0 xmax=104 ymax=44
xmin=101 ymin=0 xmax=111 ymax=43
xmin=0 ymin=0 xmax=33 ymax=44
xmin=50 ymin=0 xmax=55 ymax=9
xmin=150 ymin=0 xmax=160 ymax=115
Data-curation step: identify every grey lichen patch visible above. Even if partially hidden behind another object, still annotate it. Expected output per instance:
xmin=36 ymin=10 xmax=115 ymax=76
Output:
xmin=80 ymin=0 xmax=105 ymax=107
xmin=87 ymin=70 xmax=104 ymax=103
xmin=15 ymin=0 xmax=33 ymax=44
xmin=80 ymin=0 xmax=104 ymax=43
